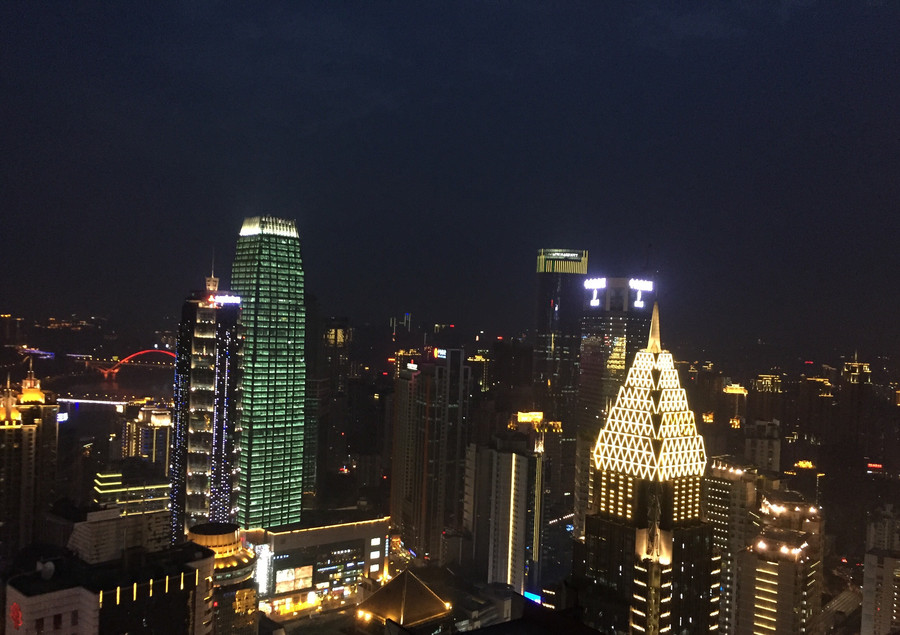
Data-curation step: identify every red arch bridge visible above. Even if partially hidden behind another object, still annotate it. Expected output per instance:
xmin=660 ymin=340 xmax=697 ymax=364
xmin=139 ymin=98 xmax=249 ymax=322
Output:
xmin=86 ymin=349 xmax=176 ymax=380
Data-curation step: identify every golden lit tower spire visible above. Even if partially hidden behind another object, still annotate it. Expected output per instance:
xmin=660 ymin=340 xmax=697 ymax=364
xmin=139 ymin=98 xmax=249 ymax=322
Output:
xmin=585 ymin=304 xmax=717 ymax=634
xmin=647 ymin=301 xmax=661 ymax=354
xmin=19 ymin=356 xmax=45 ymax=404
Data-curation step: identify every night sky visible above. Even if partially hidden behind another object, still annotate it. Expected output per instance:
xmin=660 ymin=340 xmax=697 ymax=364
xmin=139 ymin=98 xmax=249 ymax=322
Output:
xmin=4 ymin=2 xmax=899 ymax=365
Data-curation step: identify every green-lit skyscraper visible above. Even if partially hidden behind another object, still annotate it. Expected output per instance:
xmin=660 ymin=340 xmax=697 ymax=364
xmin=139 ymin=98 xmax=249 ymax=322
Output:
xmin=231 ymin=216 xmax=307 ymax=528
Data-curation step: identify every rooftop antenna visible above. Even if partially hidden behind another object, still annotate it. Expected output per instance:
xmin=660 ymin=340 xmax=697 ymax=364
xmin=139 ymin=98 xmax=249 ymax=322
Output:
xmin=205 ymin=248 xmax=219 ymax=292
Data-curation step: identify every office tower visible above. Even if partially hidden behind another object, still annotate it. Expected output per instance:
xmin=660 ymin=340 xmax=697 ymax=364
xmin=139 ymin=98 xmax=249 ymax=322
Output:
xmin=0 ymin=364 xmax=58 ymax=567
xmin=231 ymin=216 xmax=307 ymax=528
xmin=170 ymin=275 xmax=242 ymax=539
xmin=736 ymin=491 xmax=824 ymax=635
xmin=704 ymin=458 xmax=760 ymax=634
xmin=861 ymin=504 xmax=900 ymax=635
xmin=574 ymin=276 xmax=654 ymax=540
xmin=390 ymin=349 xmax=471 ymax=563
xmin=581 ymin=305 xmax=718 ymax=633
xmin=533 ymin=248 xmax=588 ymax=418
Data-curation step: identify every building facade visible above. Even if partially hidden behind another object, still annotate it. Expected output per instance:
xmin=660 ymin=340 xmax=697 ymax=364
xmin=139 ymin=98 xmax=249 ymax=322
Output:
xmin=736 ymin=528 xmax=820 ymax=635
xmin=243 ymin=515 xmax=389 ymax=617
xmin=463 ymin=434 xmax=541 ymax=595
xmin=704 ymin=458 xmax=760 ymax=634
xmin=0 ymin=364 xmax=58 ymax=568
xmin=533 ymin=248 xmax=588 ymax=417
xmin=5 ymin=542 xmax=215 ymax=635
xmin=123 ymin=404 xmax=172 ymax=474
xmin=862 ymin=504 xmax=900 ymax=635
xmin=170 ymin=275 xmax=242 ymax=539
xmin=581 ymin=305 xmax=718 ymax=633
xmin=231 ymin=216 xmax=308 ymax=528
xmin=188 ymin=523 xmax=259 ymax=634
xmin=574 ymin=276 xmax=654 ymax=540
xmin=390 ymin=350 xmax=471 ymax=563
xmin=735 ymin=491 xmax=824 ymax=635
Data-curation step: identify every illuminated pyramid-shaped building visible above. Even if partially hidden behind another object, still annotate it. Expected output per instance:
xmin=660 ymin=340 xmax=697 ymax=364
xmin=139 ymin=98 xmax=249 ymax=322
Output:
xmin=581 ymin=304 xmax=719 ymax=634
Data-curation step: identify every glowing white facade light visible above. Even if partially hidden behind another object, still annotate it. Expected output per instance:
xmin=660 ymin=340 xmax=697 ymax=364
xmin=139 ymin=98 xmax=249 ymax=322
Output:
xmin=254 ymin=543 xmax=273 ymax=596
xmin=208 ymin=294 xmax=241 ymax=305
xmin=629 ymin=279 xmax=653 ymax=292
xmin=585 ymin=278 xmax=606 ymax=307
xmin=239 ymin=216 xmax=299 ymax=238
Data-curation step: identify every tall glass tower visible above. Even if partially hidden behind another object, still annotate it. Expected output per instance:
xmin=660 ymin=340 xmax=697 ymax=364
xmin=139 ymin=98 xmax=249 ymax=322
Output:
xmin=231 ymin=216 xmax=306 ymax=528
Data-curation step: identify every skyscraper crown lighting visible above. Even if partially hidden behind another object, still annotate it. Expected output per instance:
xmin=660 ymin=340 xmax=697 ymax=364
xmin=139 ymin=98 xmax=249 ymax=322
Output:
xmin=592 ymin=304 xmax=707 ymax=482
xmin=239 ymin=216 xmax=299 ymax=238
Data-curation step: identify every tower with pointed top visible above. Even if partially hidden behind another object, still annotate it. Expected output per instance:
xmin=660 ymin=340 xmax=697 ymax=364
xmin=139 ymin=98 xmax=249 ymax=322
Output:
xmin=231 ymin=216 xmax=307 ymax=528
xmin=0 ymin=362 xmax=59 ymax=567
xmin=580 ymin=304 xmax=719 ymax=634
xmin=170 ymin=273 xmax=242 ymax=540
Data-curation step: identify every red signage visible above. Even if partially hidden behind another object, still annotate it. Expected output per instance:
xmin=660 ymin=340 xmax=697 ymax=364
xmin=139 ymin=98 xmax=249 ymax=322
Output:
xmin=868 ymin=463 xmax=883 ymax=470
xmin=10 ymin=602 xmax=22 ymax=630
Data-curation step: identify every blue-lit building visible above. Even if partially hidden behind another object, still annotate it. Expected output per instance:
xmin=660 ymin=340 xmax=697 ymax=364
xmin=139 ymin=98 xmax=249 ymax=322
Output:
xmin=170 ymin=275 xmax=242 ymax=540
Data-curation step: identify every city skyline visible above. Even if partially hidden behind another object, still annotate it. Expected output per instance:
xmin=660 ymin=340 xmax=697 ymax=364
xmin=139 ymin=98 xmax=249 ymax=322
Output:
xmin=4 ymin=3 xmax=900 ymax=364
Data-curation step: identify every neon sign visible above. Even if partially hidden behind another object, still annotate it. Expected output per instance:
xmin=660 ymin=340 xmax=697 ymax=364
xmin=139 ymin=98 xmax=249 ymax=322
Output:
xmin=629 ymin=279 xmax=653 ymax=291
xmin=629 ymin=279 xmax=652 ymax=308
xmin=584 ymin=278 xmax=606 ymax=307
xmin=433 ymin=348 xmax=447 ymax=359
xmin=207 ymin=294 xmax=241 ymax=305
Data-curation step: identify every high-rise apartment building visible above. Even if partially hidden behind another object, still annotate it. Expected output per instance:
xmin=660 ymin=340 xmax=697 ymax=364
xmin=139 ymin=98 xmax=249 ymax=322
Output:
xmin=735 ymin=491 xmax=824 ymax=635
xmin=170 ymin=275 xmax=242 ymax=539
xmin=704 ymin=458 xmax=760 ymax=634
xmin=862 ymin=504 xmax=900 ymax=635
xmin=231 ymin=216 xmax=307 ymax=528
xmin=0 ymin=363 xmax=58 ymax=567
xmin=744 ymin=419 xmax=781 ymax=473
xmin=580 ymin=305 xmax=718 ymax=633
xmin=463 ymin=416 xmax=552 ymax=595
xmin=390 ymin=349 xmax=471 ymax=563
xmin=737 ymin=528 xmax=820 ymax=635
xmin=463 ymin=440 xmax=539 ymax=594
xmin=574 ymin=276 xmax=654 ymax=539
